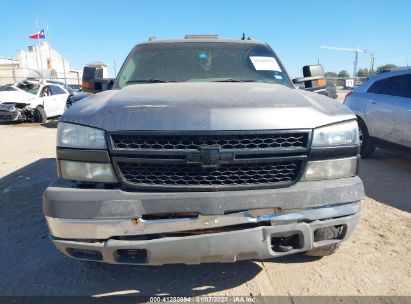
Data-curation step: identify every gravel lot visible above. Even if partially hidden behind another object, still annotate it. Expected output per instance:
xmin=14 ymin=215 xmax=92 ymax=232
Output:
xmin=0 ymin=93 xmax=410 ymax=298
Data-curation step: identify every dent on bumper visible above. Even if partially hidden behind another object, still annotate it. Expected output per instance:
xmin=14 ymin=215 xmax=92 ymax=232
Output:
xmin=52 ymin=212 xmax=360 ymax=265
xmin=46 ymin=202 xmax=360 ymax=239
xmin=43 ymin=176 xmax=364 ymax=219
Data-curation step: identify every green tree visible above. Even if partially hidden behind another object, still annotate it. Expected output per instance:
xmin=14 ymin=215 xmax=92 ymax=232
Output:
xmin=338 ymin=70 xmax=350 ymax=78
xmin=337 ymin=70 xmax=350 ymax=86
xmin=356 ymin=68 xmax=369 ymax=78
xmin=376 ymin=64 xmax=397 ymax=73
xmin=325 ymin=71 xmax=338 ymax=78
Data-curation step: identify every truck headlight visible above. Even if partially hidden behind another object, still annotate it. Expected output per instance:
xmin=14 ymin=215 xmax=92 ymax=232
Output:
xmin=302 ymin=157 xmax=357 ymax=181
xmin=57 ymin=122 xmax=107 ymax=149
xmin=56 ymin=122 xmax=117 ymax=183
xmin=58 ymin=160 xmax=118 ymax=183
xmin=312 ymin=120 xmax=359 ymax=147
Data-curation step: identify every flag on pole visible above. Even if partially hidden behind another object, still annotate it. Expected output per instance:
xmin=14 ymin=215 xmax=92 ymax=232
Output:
xmin=29 ymin=29 xmax=45 ymax=39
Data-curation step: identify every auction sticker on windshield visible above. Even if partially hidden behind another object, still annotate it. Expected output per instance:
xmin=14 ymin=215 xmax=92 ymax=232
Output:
xmin=250 ymin=56 xmax=281 ymax=71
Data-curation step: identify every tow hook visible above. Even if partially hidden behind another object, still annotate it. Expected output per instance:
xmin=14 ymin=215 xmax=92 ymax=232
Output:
xmin=277 ymin=244 xmax=294 ymax=252
xmin=271 ymin=235 xmax=300 ymax=252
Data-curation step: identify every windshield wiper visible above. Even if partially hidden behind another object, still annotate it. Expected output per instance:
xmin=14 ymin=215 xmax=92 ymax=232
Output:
xmin=212 ymin=79 xmax=259 ymax=82
xmin=125 ymin=79 xmax=176 ymax=84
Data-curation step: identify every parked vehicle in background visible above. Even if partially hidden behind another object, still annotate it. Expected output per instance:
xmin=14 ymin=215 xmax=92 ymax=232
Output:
xmin=0 ymin=85 xmax=18 ymax=91
xmin=325 ymin=80 xmax=338 ymax=99
xmin=296 ymin=79 xmax=334 ymax=98
xmin=43 ymin=35 xmax=363 ymax=265
xmin=344 ymin=68 xmax=411 ymax=157
xmin=66 ymin=91 xmax=93 ymax=109
xmin=66 ymin=84 xmax=82 ymax=94
xmin=0 ymin=80 xmax=69 ymax=122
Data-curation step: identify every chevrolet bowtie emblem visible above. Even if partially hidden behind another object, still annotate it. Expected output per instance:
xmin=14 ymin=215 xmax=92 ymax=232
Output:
xmin=186 ymin=146 xmax=234 ymax=168
xmin=199 ymin=147 xmax=221 ymax=168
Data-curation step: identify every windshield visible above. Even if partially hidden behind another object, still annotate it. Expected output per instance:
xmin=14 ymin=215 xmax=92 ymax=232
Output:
xmin=16 ymin=82 xmax=40 ymax=95
xmin=116 ymin=42 xmax=292 ymax=88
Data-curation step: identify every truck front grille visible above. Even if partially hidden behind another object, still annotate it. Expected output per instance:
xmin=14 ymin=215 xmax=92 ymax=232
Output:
xmin=109 ymin=130 xmax=310 ymax=191
xmin=117 ymin=160 xmax=303 ymax=189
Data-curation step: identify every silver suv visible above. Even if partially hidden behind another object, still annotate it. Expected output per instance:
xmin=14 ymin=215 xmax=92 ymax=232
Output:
xmin=42 ymin=36 xmax=364 ymax=265
xmin=344 ymin=69 xmax=411 ymax=157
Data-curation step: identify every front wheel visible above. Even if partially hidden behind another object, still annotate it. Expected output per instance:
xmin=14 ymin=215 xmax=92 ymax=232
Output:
xmin=358 ymin=119 xmax=375 ymax=158
xmin=33 ymin=106 xmax=47 ymax=123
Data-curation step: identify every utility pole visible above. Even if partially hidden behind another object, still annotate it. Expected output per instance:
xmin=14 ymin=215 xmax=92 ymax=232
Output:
xmin=35 ymin=17 xmax=44 ymax=80
xmin=321 ymin=45 xmax=367 ymax=85
xmin=370 ymin=53 xmax=375 ymax=73
xmin=63 ymin=59 xmax=67 ymax=86
xmin=46 ymin=24 xmax=53 ymax=69
xmin=353 ymin=51 xmax=359 ymax=80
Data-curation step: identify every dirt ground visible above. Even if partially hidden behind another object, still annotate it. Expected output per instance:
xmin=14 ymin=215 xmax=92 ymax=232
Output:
xmin=0 ymin=111 xmax=410 ymax=298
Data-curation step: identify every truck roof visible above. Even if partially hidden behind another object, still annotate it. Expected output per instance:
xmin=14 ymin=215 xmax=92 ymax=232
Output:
xmin=136 ymin=35 xmax=267 ymax=46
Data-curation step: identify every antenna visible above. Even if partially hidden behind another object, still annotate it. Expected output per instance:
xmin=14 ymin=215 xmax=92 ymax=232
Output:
xmin=321 ymin=45 xmax=367 ymax=83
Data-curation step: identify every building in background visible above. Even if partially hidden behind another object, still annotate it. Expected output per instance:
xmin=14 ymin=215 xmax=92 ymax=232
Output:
xmin=0 ymin=41 xmax=82 ymax=85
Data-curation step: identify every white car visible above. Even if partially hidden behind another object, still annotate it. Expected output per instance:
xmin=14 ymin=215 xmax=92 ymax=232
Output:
xmin=0 ymin=80 xmax=69 ymax=122
xmin=344 ymin=68 xmax=411 ymax=157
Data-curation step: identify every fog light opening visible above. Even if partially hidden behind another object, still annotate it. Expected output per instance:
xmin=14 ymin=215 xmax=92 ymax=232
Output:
xmin=313 ymin=225 xmax=346 ymax=242
xmin=66 ymin=248 xmax=102 ymax=261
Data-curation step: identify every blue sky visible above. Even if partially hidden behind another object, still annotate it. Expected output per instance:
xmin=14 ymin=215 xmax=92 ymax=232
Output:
xmin=1 ymin=0 xmax=411 ymax=78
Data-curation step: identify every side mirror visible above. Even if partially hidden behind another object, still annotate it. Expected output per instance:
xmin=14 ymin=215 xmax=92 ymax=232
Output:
xmin=82 ymin=66 xmax=115 ymax=93
xmin=292 ymin=64 xmax=326 ymax=93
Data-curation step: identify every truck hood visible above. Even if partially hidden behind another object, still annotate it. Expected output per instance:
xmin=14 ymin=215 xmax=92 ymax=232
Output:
xmin=62 ymin=82 xmax=355 ymax=131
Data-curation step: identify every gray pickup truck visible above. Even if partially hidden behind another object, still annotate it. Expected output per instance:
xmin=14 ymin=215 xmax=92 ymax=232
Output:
xmin=43 ymin=35 xmax=364 ymax=265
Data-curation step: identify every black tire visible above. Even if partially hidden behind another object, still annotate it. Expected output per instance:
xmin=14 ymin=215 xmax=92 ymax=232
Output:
xmin=358 ymin=119 xmax=375 ymax=158
xmin=33 ymin=106 xmax=47 ymax=123
xmin=305 ymin=226 xmax=343 ymax=257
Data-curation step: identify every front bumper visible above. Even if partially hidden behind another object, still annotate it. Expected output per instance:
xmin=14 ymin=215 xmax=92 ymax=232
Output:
xmin=43 ymin=176 xmax=364 ymax=219
xmin=43 ymin=176 xmax=364 ymax=265
xmin=51 ymin=211 xmax=360 ymax=265
xmin=0 ymin=109 xmax=21 ymax=121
